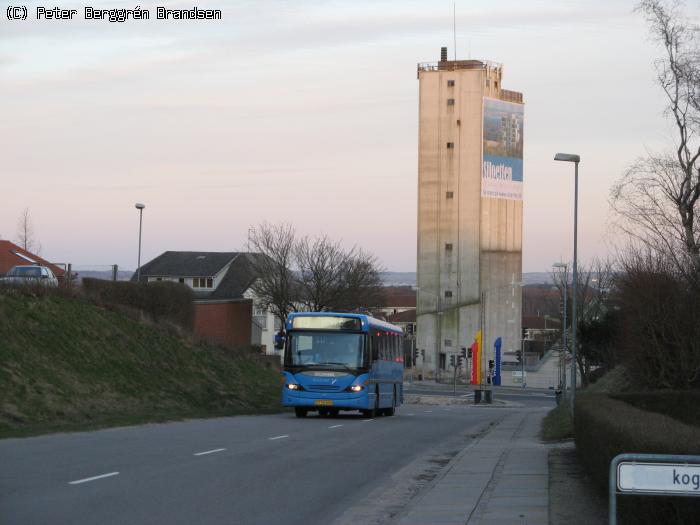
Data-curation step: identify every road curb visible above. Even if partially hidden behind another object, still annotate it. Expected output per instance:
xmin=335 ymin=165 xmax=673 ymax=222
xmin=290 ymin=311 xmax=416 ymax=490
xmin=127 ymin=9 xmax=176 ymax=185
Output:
xmin=403 ymin=394 xmax=523 ymax=408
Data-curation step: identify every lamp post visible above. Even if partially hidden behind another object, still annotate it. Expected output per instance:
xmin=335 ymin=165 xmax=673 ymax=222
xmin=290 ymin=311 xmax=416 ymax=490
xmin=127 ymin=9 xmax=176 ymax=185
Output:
xmin=135 ymin=203 xmax=145 ymax=282
xmin=554 ymin=153 xmax=580 ymax=417
xmin=553 ymin=262 xmax=568 ymax=395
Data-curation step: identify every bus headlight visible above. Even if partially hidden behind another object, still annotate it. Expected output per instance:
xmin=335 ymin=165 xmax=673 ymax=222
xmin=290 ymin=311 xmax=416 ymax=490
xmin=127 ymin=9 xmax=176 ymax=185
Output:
xmin=347 ymin=384 xmax=364 ymax=392
xmin=286 ymin=383 xmax=304 ymax=391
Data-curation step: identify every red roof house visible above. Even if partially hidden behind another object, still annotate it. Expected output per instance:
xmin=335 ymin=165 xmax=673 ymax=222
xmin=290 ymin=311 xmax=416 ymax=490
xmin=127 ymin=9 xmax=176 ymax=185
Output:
xmin=0 ymin=240 xmax=66 ymax=278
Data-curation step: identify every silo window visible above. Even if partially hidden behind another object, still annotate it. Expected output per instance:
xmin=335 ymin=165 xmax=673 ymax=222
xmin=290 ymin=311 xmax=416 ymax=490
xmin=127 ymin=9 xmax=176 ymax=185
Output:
xmin=446 ymin=191 xmax=454 ymax=199
xmin=447 ymin=98 xmax=455 ymax=106
xmin=447 ymin=80 xmax=455 ymax=87
xmin=446 ymin=142 xmax=454 ymax=149
xmin=445 ymin=243 xmax=453 ymax=251
xmin=444 ymin=290 xmax=453 ymax=298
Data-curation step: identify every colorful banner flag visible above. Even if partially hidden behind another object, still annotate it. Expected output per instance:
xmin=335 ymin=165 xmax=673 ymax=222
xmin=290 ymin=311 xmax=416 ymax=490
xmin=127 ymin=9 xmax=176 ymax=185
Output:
xmin=470 ymin=330 xmax=482 ymax=385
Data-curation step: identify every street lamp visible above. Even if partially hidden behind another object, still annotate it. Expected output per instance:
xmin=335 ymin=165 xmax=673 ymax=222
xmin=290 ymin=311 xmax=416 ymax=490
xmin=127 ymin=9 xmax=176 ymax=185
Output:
xmin=135 ymin=203 xmax=145 ymax=282
xmin=554 ymin=152 xmax=580 ymax=417
xmin=553 ymin=262 xmax=568 ymax=395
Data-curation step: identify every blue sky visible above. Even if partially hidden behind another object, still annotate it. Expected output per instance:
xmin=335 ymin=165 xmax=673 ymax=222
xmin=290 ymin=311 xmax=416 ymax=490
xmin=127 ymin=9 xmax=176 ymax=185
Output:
xmin=0 ymin=0 xmax=685 ymax=271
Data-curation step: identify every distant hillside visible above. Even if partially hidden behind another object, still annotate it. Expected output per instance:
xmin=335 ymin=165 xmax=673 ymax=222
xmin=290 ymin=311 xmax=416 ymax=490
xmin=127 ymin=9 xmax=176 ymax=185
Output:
xmin=0 ymin=289 xmax=281 ymax=438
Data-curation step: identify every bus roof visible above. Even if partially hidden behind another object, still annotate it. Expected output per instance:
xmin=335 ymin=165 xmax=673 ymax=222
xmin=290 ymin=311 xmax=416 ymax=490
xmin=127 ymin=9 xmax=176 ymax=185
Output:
xmin=286 ymin=312 xmax=403 ymax=334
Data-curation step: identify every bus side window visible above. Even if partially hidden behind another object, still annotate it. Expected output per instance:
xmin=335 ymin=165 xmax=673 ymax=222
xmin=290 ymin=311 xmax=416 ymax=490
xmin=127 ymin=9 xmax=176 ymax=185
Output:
xmin=372 ymin=336 xmax=379 ymax=361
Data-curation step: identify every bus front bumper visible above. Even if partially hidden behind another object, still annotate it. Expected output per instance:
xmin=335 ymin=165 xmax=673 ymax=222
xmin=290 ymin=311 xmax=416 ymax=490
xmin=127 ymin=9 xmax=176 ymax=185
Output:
xmin=282 ymin=391 xmax=369 ymax=410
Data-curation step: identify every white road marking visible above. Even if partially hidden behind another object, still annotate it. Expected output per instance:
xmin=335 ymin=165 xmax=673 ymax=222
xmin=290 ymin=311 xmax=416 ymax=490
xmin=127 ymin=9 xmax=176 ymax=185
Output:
xmin=424 ymin=410 xmax=433 ymax=413
xmin=194 ymin=448 xmax=226 ymax=456
xmin=269 ymin=434 xmax=289 ymax=440
xmin=328 ymin=424 xmax=343 ymax=429
xmin=406 ymin=413 xmax=415 ymax=416
xmin=362 ymin=419 xmax=374 ymax=422
xmin=68 ymin=472 xmax=119 ymax=485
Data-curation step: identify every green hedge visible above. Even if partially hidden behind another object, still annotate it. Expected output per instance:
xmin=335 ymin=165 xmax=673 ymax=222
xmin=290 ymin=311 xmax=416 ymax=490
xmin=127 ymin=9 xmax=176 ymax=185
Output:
xmin=575 ymin=393 xmax=700 ymax=524
xmin=611 ymin=391 xmax=700 ymax=428
xmin=82 ymin=278 xmax=194 ymax=330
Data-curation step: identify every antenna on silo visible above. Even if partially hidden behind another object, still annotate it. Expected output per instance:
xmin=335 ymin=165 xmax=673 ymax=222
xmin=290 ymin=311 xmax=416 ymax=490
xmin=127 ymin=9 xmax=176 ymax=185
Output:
xmin=453 ymin=2 xmax=457 ymax=60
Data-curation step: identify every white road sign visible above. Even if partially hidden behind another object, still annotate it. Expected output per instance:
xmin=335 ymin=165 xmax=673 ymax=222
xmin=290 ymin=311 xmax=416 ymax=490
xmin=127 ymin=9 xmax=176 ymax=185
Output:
xmin=618 ymin=462 xmax=700 ymax=495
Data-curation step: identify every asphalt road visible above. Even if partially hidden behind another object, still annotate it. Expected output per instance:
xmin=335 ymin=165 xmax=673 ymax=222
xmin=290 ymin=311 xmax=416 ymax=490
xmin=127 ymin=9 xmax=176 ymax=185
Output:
xmin=0 ymin=405 xmax=525 ymax=525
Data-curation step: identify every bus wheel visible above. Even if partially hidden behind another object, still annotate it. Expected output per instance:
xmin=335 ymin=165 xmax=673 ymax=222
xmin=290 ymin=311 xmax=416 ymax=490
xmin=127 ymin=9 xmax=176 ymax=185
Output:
xmin=294 ymin=408 xmax=308 ymax=418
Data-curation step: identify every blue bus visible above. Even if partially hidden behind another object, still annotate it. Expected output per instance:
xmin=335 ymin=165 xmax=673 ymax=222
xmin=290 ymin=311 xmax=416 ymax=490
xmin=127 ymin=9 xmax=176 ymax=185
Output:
xmin=281 ymin=312 xmax=404 ymax=418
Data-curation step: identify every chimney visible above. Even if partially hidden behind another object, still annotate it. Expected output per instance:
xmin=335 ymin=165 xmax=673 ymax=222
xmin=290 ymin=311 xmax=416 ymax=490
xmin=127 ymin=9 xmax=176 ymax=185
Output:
xmin=440 ymin=46 xmax=448 ymax=62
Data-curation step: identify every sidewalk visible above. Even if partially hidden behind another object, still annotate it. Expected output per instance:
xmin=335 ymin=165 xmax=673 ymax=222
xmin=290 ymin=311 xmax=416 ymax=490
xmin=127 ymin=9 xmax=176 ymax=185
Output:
xmin=393 ymin=409 xmax=549 ymax=525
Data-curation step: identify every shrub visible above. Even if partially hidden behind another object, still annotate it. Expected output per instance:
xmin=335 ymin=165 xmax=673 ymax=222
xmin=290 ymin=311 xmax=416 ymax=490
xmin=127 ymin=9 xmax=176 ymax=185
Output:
xmin=575 ymin=393 xmax=700 ymax=524
xmin=616 ymin=251 xmax=700 ymax=389
xmin=611 ymin=390 xmax=700 ymax=428
xmin=81 ymin=278 xmax=194 ymax=330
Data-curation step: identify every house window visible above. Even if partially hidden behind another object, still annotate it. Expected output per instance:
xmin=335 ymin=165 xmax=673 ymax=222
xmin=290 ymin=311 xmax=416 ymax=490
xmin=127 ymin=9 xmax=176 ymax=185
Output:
xmin=447 ymin=79 xmax=455 ymax=87
xmin=193 ymin=277 xmax=213 ymax=289
xmin=447 ymin=98 xmax=455 ymax=106
xmin=445 ymin=243 xmax=453 ymax=251
xmin=253 ymin=304 xmax=268 ymax=330
xmin=179 ymin=278 xmax=185 ymax=283
xmin=444 ymin=339 xmax=453 ymax=347
xmin=446 ymin=191 xmax=454 ymax=199
xmin=444 ymin=290 xmax=453 ymax=298
xmin=446 ymin=142 xmax=454 ymax=149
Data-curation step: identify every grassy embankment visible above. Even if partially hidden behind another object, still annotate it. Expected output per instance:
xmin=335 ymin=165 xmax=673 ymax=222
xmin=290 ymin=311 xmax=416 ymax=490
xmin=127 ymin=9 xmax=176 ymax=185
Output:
xmin=0 ymin=289 xmax=281 ymax=438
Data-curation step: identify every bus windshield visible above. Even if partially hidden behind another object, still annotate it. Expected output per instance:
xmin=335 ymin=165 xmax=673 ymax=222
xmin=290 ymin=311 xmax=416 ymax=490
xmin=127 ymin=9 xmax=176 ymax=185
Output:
xmin=287 ymin=331 xmax=366 ymax=369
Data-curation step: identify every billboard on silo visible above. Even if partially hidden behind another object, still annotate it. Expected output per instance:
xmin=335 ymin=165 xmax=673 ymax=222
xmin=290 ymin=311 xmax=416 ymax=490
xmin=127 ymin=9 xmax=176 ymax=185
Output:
xmin=482 ymin=98 xmax=524 ymax=200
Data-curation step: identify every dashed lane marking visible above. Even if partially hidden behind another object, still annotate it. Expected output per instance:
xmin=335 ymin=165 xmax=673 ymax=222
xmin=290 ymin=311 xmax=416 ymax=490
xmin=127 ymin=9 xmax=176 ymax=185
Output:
xmin=68 ymin=472 xmax=119 ymax=485
xmin=194 ymin=448 xmax=226 ymax=456
xmin=268 ymin=435 xmax=289 ymax=440
xmin=328 ymin=425 xmax=343 ymax=429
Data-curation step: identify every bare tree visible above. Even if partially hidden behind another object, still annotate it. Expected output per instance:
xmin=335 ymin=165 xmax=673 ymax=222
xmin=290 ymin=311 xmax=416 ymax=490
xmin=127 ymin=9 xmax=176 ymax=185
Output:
xmin=15 ymin=207 xmax=41 ymax=254
xmin=248 ymin=222 xmax=297 ymax=324
xmin=295 ymin=235 xmax=346 ymax=312
xmin=611 ymin=1 xmax=700 ymax=275
xmin=551 ymin=259 xmax=617 ymax=386
xmin=248 ymin=223 xmax=383 ymax=323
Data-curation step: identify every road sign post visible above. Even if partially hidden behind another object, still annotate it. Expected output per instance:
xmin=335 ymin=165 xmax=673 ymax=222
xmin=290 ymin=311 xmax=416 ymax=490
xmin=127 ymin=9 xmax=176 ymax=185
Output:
xmin=609 ymin=453 xmax=700 ymax=525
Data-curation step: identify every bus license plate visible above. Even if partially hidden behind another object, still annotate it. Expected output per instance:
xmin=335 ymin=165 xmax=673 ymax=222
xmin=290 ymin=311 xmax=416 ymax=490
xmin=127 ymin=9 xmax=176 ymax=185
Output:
xmin=315 ymin=400 xmax=333 ymax=406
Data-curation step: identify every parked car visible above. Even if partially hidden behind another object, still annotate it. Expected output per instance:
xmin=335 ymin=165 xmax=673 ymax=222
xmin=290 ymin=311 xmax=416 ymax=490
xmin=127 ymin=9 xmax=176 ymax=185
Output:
xmin=0 ymin=265 xmax=59 ymax=287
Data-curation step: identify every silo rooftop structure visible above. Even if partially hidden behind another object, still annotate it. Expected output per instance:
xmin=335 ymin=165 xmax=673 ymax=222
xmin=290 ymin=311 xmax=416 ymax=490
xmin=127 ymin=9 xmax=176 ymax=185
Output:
xmin=416 ymin=47 xmax=523 ymax=384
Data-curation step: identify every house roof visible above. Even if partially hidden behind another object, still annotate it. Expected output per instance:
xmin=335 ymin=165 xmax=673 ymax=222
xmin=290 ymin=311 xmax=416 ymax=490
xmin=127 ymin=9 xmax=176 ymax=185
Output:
xmin=133 ymin=250 xmax=267 ymax=301
xmin=206 ymin=253 xmax=265 ymax=301
xmin=386 ymin=309 xmax=416 ymax=324
xmin=379 ymin=286 xmax=417 ymax=308
xmin=134 ymin=251 xmax=239 ymax=279
xmin=0 ymin=240 xmax=66 ymax=277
